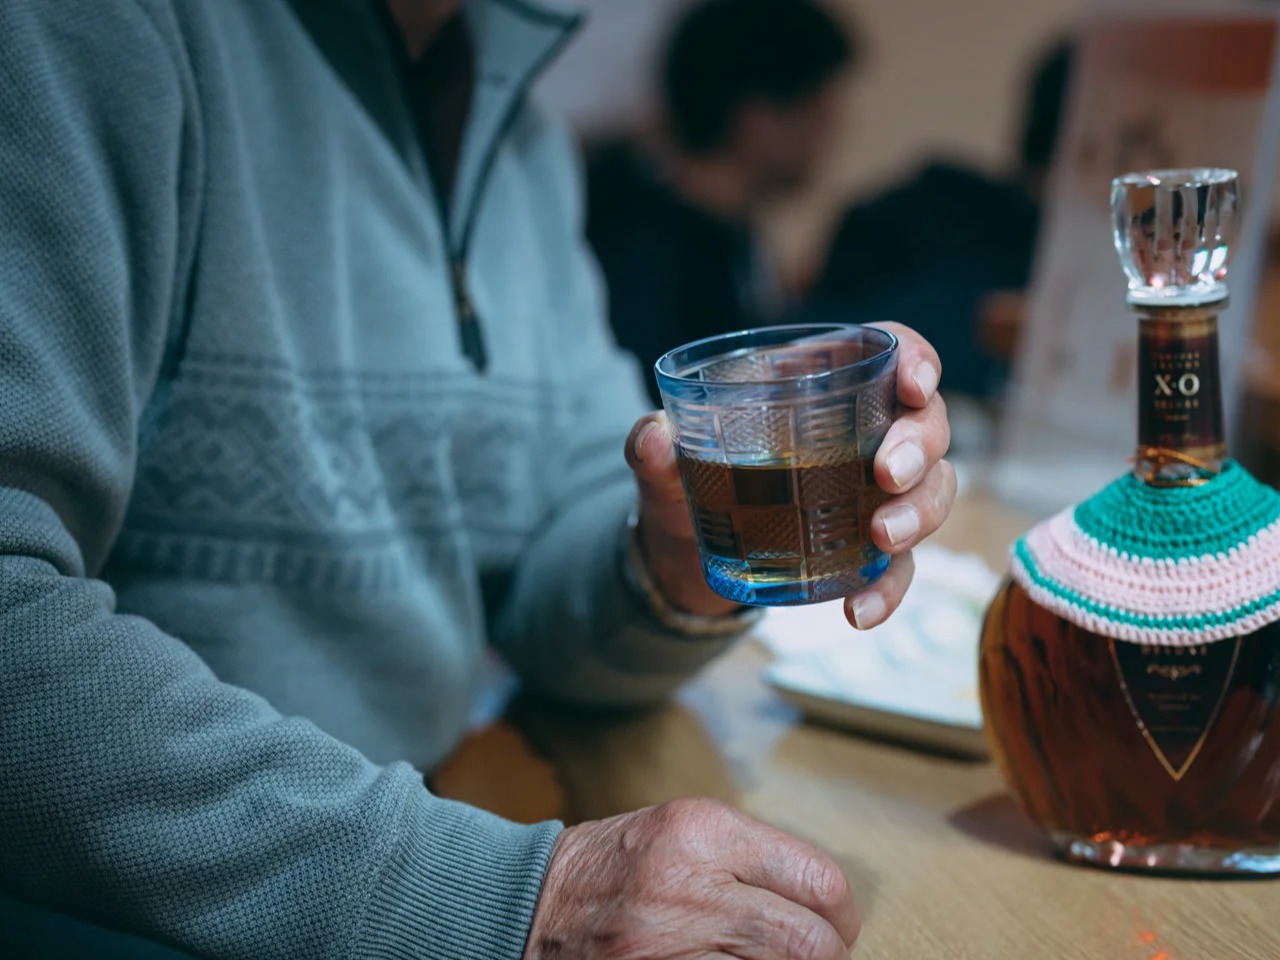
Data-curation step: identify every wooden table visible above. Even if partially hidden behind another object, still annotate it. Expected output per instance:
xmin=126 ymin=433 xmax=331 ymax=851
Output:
xmin=439 ymin=494 xmax=1280 ymax=959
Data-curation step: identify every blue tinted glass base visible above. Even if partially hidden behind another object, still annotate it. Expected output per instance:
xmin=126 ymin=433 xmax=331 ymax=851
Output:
xmin=703 ymin=550 xmax=890 ymax=607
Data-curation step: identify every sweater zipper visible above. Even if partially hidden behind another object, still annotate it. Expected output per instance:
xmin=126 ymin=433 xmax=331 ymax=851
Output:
xmin=446 ymin=14 xmax=580 ymax=374
xmin=450 ymin=257 xmax=488 ymax=371
xmin=374 ymin=0 xmax=490 ymax=373
xmin=428 ymin=162 xmax=488 ymax=372
xmin=374 ymin=1 xmax=580 ymax=374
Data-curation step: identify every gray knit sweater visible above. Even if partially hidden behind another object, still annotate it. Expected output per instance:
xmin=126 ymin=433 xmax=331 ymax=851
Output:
xmin=0 ymin=1 xmax=739 ymax=957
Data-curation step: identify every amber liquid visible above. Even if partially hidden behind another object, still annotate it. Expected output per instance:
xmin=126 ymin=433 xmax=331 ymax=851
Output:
xmin=678 ymin=455 xmax=888 ymax=605
xmin=981 ymin=580 xmax=1280 ymax=855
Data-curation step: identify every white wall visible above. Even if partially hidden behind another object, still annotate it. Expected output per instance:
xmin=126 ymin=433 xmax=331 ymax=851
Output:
xmin=536 ymin=0 xmax=693 ymax=137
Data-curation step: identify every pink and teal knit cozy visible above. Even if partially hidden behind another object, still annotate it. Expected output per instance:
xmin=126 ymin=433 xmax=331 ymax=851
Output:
xmin=1010 ymin=461 xmax=1280 ymax=646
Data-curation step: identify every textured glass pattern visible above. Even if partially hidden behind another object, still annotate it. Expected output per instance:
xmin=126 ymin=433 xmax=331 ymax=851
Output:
xmin=656 ymin=325 xmax=896 ymax=605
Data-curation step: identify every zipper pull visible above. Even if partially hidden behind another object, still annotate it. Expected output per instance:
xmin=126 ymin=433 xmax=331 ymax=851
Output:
xmin=452 ymin=259 xmax=488 ymax=373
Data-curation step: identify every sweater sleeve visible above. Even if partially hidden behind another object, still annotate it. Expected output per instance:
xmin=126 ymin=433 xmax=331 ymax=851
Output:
xmin=489 ymin=112 xmax=751 ymax=707
xmin=0 ymin=5 xmax=558 ymax=960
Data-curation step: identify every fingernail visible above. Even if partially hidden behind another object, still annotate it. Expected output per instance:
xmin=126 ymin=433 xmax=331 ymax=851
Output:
xmin=851 ymin=591 xmax=886 ymax=630
xmin=633 ymin=421 xmax=660 ymax=462
xmin=885 ymin=442 xmax=925 ymax=488
xmin=913 ymin=362 xmax=939 ymax=399
xmin=879 ymin=504 xmax=919 ymax=547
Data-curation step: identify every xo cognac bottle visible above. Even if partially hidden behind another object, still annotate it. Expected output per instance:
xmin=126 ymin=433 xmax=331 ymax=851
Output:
xmin=980 ymin=168 xmax=1280 ymax=873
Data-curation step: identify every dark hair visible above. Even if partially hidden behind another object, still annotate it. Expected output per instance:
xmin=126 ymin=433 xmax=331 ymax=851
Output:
xmin=662 ymin=0 xmax=856 ymax=154
xmin=1018 ymin=39 xmax=1073 ymax=173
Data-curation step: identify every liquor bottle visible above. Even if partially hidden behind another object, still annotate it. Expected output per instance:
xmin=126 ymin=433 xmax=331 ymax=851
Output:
xmin=980 ymin=168 xmax=1280 ymax=873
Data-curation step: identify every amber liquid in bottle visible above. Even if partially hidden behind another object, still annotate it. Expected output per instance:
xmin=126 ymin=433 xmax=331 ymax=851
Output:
xmin=980 ymin=304 xmax=1280 ymax=871
xmin=981 ymin=584 xmax=1280 ymax=856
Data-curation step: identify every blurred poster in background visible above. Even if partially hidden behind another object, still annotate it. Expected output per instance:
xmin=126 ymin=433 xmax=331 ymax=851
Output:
xmin=993 ymin=0 xmax=1280 ymax=515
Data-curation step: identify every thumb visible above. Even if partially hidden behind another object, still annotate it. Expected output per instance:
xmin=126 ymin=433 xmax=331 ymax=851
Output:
xmin=624 ymin=412 xmax=695 ymax=545
xmin=625 ymin=412 xmax=682 ymax=495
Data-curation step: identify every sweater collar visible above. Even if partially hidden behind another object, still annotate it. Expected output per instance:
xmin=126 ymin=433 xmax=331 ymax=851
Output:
xmin=292 ymin=0 xmax=582 ymax=247
xmin=450 ymin=0 xmax=581 ymax=243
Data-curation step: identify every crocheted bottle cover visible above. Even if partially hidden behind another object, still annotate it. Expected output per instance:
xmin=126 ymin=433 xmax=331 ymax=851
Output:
xmin=1010 ymin=461 xmax=1280 ymax=646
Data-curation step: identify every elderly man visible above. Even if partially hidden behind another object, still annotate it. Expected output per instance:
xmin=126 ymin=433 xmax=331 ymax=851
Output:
xmin=0 ymin=1 xmax=954 ymax=958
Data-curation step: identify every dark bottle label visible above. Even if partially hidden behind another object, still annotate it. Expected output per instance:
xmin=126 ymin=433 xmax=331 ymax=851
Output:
xmin=1110 ymin=639 xmax=1242 ymax=780
xmin=1136 ymin=313 xmax=1225 ymax=464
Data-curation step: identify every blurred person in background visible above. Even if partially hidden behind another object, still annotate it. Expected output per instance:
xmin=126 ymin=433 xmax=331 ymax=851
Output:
xmin=588 ymin=0 xmax=857 ymax=406
xmin=0 ymin=1 xmax=955 ymax=958
xmin=805 ymin=39 xmax=1074 ymax=400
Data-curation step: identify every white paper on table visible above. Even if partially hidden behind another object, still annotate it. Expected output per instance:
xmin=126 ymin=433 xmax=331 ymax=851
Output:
xmin=758 ymin=545 xmax=1002 ymax=757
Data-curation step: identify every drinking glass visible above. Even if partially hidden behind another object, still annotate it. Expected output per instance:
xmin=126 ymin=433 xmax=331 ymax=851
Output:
xmin=655 ymin=324 xmax=898 ymax=605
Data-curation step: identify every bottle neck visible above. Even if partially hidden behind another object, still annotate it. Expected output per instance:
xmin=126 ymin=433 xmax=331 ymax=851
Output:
xmin=1133 ymin=302 xmax=1227 ymax=487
